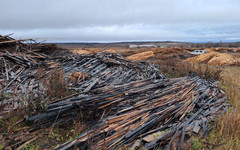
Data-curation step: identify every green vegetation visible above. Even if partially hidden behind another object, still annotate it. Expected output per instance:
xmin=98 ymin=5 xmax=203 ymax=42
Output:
xmin=192 ymin=138 xmax=202 ymax=150
xmin=23 ymin=144 xmax=39 ymax=150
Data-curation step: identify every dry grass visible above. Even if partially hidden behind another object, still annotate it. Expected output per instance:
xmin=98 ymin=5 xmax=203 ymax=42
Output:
xmin=207 ymin=68 xmax=240 ymax=150
xmin=42 ymin=68 xmax=71 ymax=99
xmin=151 ymin=58 xmax=222 ymax=80
xmin=153 ymin=57 xmax=240 ymax=149
xmin=29 ymin=119 xmax=86 ymax=149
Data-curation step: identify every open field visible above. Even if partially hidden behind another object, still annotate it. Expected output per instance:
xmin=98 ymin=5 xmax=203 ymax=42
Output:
xmin=0 ymin=36 xmax=240 ymax=150
xmin=2 ymin=0 xmax=240 ymax=149
xmin=62 ymin=45 xmax=240 ymax=149
xmin=116 ymin=47 xmax=240 ymax=150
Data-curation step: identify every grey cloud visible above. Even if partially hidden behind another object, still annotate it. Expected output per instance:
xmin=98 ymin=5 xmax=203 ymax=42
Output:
xmin=0 ymin=0 xmax=240 ymax=42
xmin=1 ymin=0 xmax=240 ymax=29
xmin=1 ymin=23 xmax=239 ymax=42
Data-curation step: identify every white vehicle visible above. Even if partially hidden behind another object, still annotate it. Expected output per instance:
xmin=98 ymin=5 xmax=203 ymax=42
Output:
xmin=190 ymin=50 xmax=206 ymax=55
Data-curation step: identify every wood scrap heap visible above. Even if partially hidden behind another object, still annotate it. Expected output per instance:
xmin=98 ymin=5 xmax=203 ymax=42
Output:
xmin=0 ymin=34 xmax=164 ymax=119
xmin=0 ymin=35 xmax=228 ymax=149
xmin=0 ymin=35 xmax=52 ymax=118
xmin=54 ymin=52 xmax=164 ymax=92
xmin=29 ymin=75 xmax=227 ymax=149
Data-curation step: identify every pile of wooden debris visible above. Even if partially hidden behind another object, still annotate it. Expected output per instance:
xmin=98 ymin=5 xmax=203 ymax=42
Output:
xmin=0 ymin=35 xmax=164 ymax=119
xmin=54 ymin=52 xmax=164 ymax=92
xmin=0 ymin=35 xmax=228 ymax=149
xmin=0 ymin=35 xmax=52 ymax=118
xmin=30 ymin=75 xmax=227 ymax=149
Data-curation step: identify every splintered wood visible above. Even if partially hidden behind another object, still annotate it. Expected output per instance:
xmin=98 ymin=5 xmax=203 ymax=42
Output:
xmin=0 ymin=35 xmax=164 ymax=119
xmin=29 ymin=76 xmax=227 ymax=150
xmin=54 ymin=52 xmax=165 ymax=92
xmin=0 ymin=35 xmax=228 ymax=150
xmin=0 ymin=35 xmax=52 ymax=118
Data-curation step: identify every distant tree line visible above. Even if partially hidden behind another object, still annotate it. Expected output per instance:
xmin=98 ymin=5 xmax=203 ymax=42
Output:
xmin=190 ymin=41 xmax=240 ymax=48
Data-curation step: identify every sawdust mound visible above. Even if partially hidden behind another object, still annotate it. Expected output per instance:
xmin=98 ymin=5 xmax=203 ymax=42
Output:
xmin=204 ymin=48 xmax=215 ymax=53
xmin=103 ymin=49 xmax=116 ymax=53
xmin=126 ymin=51 xmax=154 ymax=61
xmin=71 ymin=49 xmax=99 ymax=55
xmin=186 ymin=52 xmax=218 ymax=63
xmin=186 ymin=52 xmax=240 ymax=66
xmin=208 ymin=53 xmax=239 ymax=65
xmin=71 ymin=49 xmax=91 ymax=55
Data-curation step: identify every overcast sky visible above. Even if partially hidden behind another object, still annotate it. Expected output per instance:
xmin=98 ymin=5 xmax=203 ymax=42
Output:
xmin=0 ymin=0 xmax=240 ymax=42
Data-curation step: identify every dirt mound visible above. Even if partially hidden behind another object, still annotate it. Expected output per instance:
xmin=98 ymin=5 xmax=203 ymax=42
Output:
xmin=126 ymin=51 xmax=154 ymax=60
xmin=186 ymin=52 xmax=240 ymax=66
xmin=152 ymin=48 xmax=192 ymax=60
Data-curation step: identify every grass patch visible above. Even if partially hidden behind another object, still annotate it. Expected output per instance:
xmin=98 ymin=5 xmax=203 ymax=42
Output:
xmin=22 ymin=144 xmax=39 ymax=150
xmin=206 ymin=77 xmax=240 ymax=150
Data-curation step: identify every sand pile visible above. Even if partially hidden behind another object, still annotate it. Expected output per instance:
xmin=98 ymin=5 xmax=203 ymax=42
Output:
xmin=186 ymin=52 xmax=240 ymax=66
xmin=126 ymin=51 xmax=154 ymax=61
